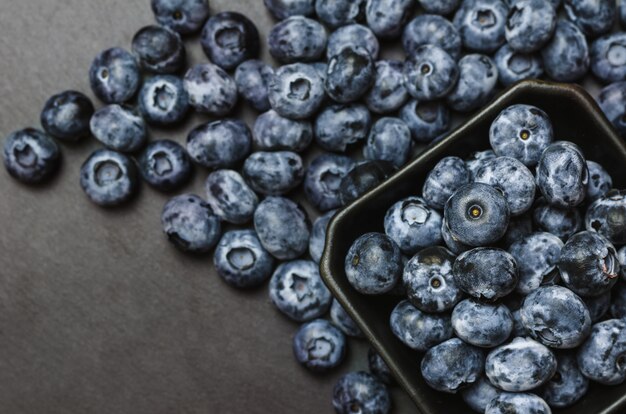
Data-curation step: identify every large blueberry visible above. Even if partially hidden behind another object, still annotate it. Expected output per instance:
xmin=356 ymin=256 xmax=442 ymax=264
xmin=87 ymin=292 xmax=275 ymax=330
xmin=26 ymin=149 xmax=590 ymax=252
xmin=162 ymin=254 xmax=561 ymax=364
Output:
xmin=326 ymin=24 xmax=379 ymax=61
xmin=184 ymin=63 xmax=238 ymax=116
xmin=269 ymin=63 xmax=325 ymax=120
xmin=40 ymin=90 xmax=94 ymax=141
xmin=330 ymin=298 xmax=363 ymax=338
xmin=338 ymin=160 xmax=396 ymax=206
xmin=421 ymin=338 xmax=484 ymax=393
xmin=161 ymin=194 xmax=221 ymax=253
xmin=309 ymin=209 xmax=336 ymax=263
xmin=242 ymin=151 xmax=304 ymax=195
xmin=493 ymin=44 xmax=544 ymax=86
xmin=205 ymin=169 xmax=258 ymax=225
xmin=539 ymin=352 xmax=589 ymax=408
xmin=365 ymin=0 xmax=414 ymax=39
xmin=399 ymin=100 xmax=450 ymax=143
xmin=453 ymin=247 xmax=518 ymax=301
xmin=537 ymin=141 xmax=588 ymax=208
xmin=452 ymin=299 xmax=513 ymax=347
xmin=532 ymin=197 xmax=582 ymax=240
xmin=253 ymin=110 xmax=313 ymax=152
xmin=464 ymin=149 xmax=496 ymax=181
xmin=577 ymin=319 xmax=626 ymax=385
xmin=80 ymin=149 xmax=139 ymax=207
xmin=268 ymin=16 xmax=327 ymax=64
xmin=364 ymin=61 xmax=409 ymax=115
xmin=597 ymin=81 xmax=626 ymax=137
xmin=186 ymin=119 xmax=252 ymax=169
xmin=447 ymin=54 xmax=498 ymax=113
xmin=89 ymin=48 xmax=140 ymax=104
xmin=422 ymin=156 xmax=470 ymax=210
xmin=485 ymin=393 xmax=551 ymax=414
xmin=403 ymin=15 xmax=462 ymax=60
xmin=508 ymin=232 xmax=563 ymax=295
xmin=131 ymin=25 xmax=186 ymax=74
xmin=3 ymin=128 xmax=60 ymax=184
xmin=403 ymin=45 xmax=459 ymax=101
xmin=505 ymin=0 xmax=557 ymax=53
xmin=332 ymin=371 xmax=391 ymax=414
xmin=461 ymin=377 xmax=502 ymax=413
xmin=586 ymin=160 xmax=613 ymax=201
xmin=151 ymin=0 xmax=209 ymax=35
xmin=304 ymin=153 xmax=355 ymax=211
xmin=234 ymin=60 xmax=274 ymax=112
xmin=542 ymin=19 xmax=590 ymax=82
xmin=137 ymin=140 xmax=191 ymax=192
xmin=586 ymin=190 xmax=626 ymax=245
xmin=564 ymin=0 xmax=615 ymax=38
xmin=263 ymin=0 xmax=315 ymax=20
xmin=453 ymin=0 xmax=508 ymax=53
xmin=384 ymin=196 xmax=442 ymax=254
xmin=254 ymin=196 xmax=310 ymax=260
xmin=90 ymin=105 xmax=146 ymax=153
xmin=325 ymin=46 xmax=375 ymax=104
xmin=315 ymin=0 xmax=366 ymax=28
xmin=200 ymin=12 xmax=260 ymax=70
xmin=368 ymin=348 xmax=393 ymax=385
xmin=389 ymin=300 xmax=453 ymax=351
xmin=314 ymin=104 xmax=371 ymax=152
xmin=364 ymin=118 xmax=412 ymax=169
xmin=138 ymin=75 xmax=189 ymax=126
xmin=293 ymin=319 xmax=346 ymax=372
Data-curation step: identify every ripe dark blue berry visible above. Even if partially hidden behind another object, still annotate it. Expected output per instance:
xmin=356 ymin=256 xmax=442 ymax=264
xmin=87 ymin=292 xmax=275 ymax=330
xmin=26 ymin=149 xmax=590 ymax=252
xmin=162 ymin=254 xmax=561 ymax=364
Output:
xmin=332 ymin=371 xmax=391 ymax=414
xmin=365 ymin=0 xmax=414 ymax=39
xmin=485 ymin=393 xmax=551 ymax=414
xmin=137 ymin=140 xmax=191 ymax=192
xmin=234 ymin=60 xmax=274 ymax=112
xmin=293 ymin=319 xmax=346 ymax=372
xmin=421 ymin=338 xmax=484 ymax=393
xmin=263 ymin=0 xmax=315 ymax=20
xmin=422 ymin=156 xmax=470 ymax=210
xmin=564 ymin=0 xmax=616 ymax=38
xmin=254 ymin=196 xmax=310 ymax=260
xmin=493 ymin=44 xmax=544 ymax=86
xmin=253 ymin=110 xmax=313 ymax=152
xmin=131 ymin=25 xmax=186 ymax=74
xmin=585 ymin=190 xmax=626 ymax=245
xmin=399 ymin=100 xmax=450 ymax=143
xmin=40 ymin=90 xmax=94 ymax=141
xmin=577 ymin=318 xmax=626 ymax=385
xmin=304 ymin=153 xmax=355 ymax=211
xmin=269 ymin=63 xmax=325 ymax=120
xmin=314 ymin=104 xmax=371 ymax=152
xmin=403 ymin=45 xmax=459 ymax=101
xmin=452 ymin=298 xmax=513 ymax=347
xmin=242 ymin=151 xmax=304 ymax=195
xmin=330 ymin=298 xmax=363 ymax=338
xmin=201 ymin=12 xmax=260 ymax=70
xmin=453 ymin=247 xmax=518 ymax=301
xmin=326 ymin=24 xmax=379 ymax=61
xmin=80 ymin=149 xmax=139 ymax=207
xmin=390 ymin=300 xmax=453 ymax=351
xmin=508 ymin=232 xmax=562 ymax=295
xmin=447 ymin=54 xmax=498 ymax=112
xmin=453 ymin=0 xmax=508 ymax=53
xmin=532 ymin=197 xmax=583 ymax=240
xmin=161 ymin=194 xmax=221 ymax=253
xmin=205 ymin=169 xmax=259 ymax=225
xmin=325 ymin=46 xmax=375 ymax=104
xmin=186 ymin=119 xmax=252 ymax=169
xmin=384 ymin=196 xmax=442 ymax=254
xmin=403 ymin=14 xmax=462 ymax=60
xmin=542 ymin=19 xmax=590 ymax=82
xmin=184 ymin=63 xmax=238 ymax=116
xmin=364 ymin=61 xmax=409 ymax=115
xmin=505 ymin=0 xmax=557 ymax=53
xmin=3 ymin=128 xmax=60 ymax=184
xmin=151 ymin=0 xmax=210 ymax=35
xmin=539 ymin=352 xmax=589 ymax=408
xmin=138 ymin=75 xmax=189 ymax=126
xmin=269 ymin=16 xmax=327 ymax=63
xmin=89 ymin=48 xmax=140 ymax=104
xmin=309 ymin=209 xmax=336 ymax=264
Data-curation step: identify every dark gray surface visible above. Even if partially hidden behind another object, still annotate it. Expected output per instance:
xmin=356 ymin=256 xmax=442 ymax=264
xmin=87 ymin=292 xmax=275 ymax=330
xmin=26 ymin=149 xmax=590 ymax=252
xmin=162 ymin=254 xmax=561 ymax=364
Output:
xmin=0 ymin=1 xmax=415 ymax=413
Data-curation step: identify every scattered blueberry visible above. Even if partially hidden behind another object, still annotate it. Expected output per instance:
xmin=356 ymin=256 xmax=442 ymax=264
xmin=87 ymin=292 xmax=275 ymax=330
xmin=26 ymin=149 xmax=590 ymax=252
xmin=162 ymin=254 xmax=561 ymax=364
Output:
xmin=338 ymin=160 xmax=396 ymax=206
xmin=539 ymin=352 xmax=589 ymax=408
xmin=390 ymin=300 xmax=453 ymax=351
xmin=89 ymin=48 xmax=140 ymax=104
xmin=314 ymin=104 xmax=371 ymax=152
xmin=364 ymin=60 xmax=409 ymax=115
xmin=161 ymin=194 xmax=221 ymax=253
xmin=90 ymin=105 xmax=147 ymax=153
xmin=242 ymin=151 xmax=304 ymax=195
xmin=151 ymin=0 xmax=210 ymax=35
xmin=326 ymin=24 xmax=379 ymax=61
xmin=453 ymin=247 xmax=518 ymax=301
xmin=542 ymin=19 xmax=590 ymax=82
xmin=493 ymin=43 xmax=544 ymax=86
xmin=399 ymin=100 xmax=450 ymax=143
xmin=253 ymin=110 xmax=313 ymax=152
xmin=138 ymin=75 xmax=189 ymax=126
xmin=330 ymin=298 xmax=363 ymax=338
xmin=137 ymin=140 xmax=191 ymax=191
xmin=3 ymin=128 xmax=60 ymax=184
xmin=309 ymin=209 xmax=336 ymax=263
xmin=421 ymin=338 xmax=484 ymax=393
xmin=577 ymin=318 xmax=626 ymax=385
xmin=403 ymin=14 xmax=462 ymax=60
xmin=234 ymin=60 xmax=274 ymax=112
xmin=315 ymin=0 xmax=366 ymax=28
xmin=184 ymin=63 xmax=238 ymax=116
xmin=304 ymin=153 xmax=355 ymax=211
xmin=452 ymin=298 xmax=513 ymax=347
xmin=254 ymin=196 xmax=310 ymax=260
xmin=269 ymin=63 xmax=326 ymax=120
xmin=564 ymin=0 xmax=616 ymax=38
xmin=332 ymin=371 xmax=391 ymax=414
xmin=453 ymin=0 xmax=508 ymax=53
xmin=40 ymin=90 xmax=94 ymax=141
xmin=325 ymin=46 xmax=375 ymax=104
xmin=422 ymin=156 xmax=470 ymax=210
xmin=403 ymin=45 xmax=459 ymax=101
xmin=461 ymin=377 xmax=502 ymax=414
xmin=532 ymin=197 xmax=583 ymax=240
xmin=205 ymin=169 xmax=259 ymax=224
xmin=586 ymin=190 xmax=626 ymax=245
xmin=508 ymin=232 xmax=563 ymax=295
xmin=293 ymin=319 xmax=346 ymax=372
xmin=201 ymin=12 xmax=260 ymax=70
xmin=80 ymin=149 xmax=139 ymax=207
xmin=505 ymin=0 xmax=557 ymax=53
xmin=131 ymin=25 xmax=186 ymax=74
xmin=186 ymin=118 xmax=252 ymax=169
xmin=263 ymin=0 xmax=315 ymax=20
xmin=597 ymin=81 xmax=626 ymax=137
xmin=365 ymin=0 xmax=414 ymax=39
xmin=447 ymin=54 xmax=498 ymax=112
xmin=269 ymin=16 xmax=327 ymax=64
xmin=485 ymin=392 xmax=551 ymax=414
xmin=368 ymin=348 xmax=393 ymax=385
xmin=384 ymin=196 xmax=442 ymax=255
xmin=585 ymin=160 xmax=613 ymax=202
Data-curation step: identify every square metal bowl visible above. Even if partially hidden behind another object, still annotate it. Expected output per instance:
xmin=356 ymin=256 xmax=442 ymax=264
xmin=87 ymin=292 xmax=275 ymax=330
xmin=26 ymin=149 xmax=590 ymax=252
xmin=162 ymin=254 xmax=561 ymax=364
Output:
xmin=320 ymin=80 xmax=626 ymax=414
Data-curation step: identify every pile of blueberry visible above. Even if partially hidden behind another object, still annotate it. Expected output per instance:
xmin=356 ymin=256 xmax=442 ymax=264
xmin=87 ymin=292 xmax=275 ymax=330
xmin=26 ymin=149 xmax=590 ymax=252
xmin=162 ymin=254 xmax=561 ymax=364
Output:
xmin=4 ymin=0 xmax=626 ymax=412
xmin=345 ymin=103 xmax=626 ymax=413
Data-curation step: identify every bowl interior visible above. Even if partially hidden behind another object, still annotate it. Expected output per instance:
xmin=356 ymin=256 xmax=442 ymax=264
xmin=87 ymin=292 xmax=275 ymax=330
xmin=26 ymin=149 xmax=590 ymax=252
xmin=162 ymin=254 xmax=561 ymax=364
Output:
xmin=320 ymin=80 xmax=626 ymax=414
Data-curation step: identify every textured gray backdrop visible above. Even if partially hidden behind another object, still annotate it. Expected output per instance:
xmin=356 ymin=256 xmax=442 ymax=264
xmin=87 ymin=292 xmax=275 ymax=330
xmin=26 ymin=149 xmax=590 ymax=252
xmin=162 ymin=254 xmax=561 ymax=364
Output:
xmin=0 ymin=1 xmax=415 ymax=413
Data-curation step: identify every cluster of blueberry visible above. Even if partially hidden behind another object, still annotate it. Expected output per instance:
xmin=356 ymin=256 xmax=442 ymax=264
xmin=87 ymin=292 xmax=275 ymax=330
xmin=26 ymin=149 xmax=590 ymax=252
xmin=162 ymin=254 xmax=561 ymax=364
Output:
xmin=345 ymin=103 xmax=626 ymax=413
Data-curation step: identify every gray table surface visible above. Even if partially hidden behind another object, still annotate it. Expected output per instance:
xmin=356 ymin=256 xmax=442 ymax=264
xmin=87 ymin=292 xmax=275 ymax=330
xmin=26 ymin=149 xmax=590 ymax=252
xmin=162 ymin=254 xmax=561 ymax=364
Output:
xmin=0 ymin=1 xmax=416 ymax=413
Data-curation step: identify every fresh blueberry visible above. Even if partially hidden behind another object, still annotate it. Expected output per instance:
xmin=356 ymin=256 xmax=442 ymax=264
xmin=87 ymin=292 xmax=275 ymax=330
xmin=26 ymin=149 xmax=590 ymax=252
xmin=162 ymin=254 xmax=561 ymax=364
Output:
xmin=453 ymin=0 xmax=508 ymax=53
xmin=384 ymin=196 xmax=442 ymax=255
xmin=399 ymin=100 xmax=450 ymax=143
xmin=464 ymin=149 xmax=496 ymax=181
xmin=304 ymin=153 xmax=355 ymax=211
xmin=80 ymin=149 xmax=139 ymax=207
xmin=338 ymin=160 xmax=396 ymax=206
xmin=461 ymin=377 xmax=502 ymax=414
xmin=501 ymin=213 xmax=534 ymax=247
xmin=422 ymin=156 xmax=470 ymax=210
xmin=269 ymin=259 xmax=331 ymax=321
xmin=564 ymin=0 xmax=616 ymax=38
xmin=364 ymin=61 xmax=409 ymax=115
xmin=186 ymin=119 xmax=252 ymax=169
xmin=441 ymin=217 xmax=473 ymax=254
xmin=138 ymin=75 xmax=189 ymax=126
xmin=419 ymin=0 xmax=460 ymax=14
xmin=183 ymin=63 xmax=238 ymax=116
xmin=447 ymin=54 xmax=498 ymax=113
xmin=242 ymin=151 xmax=304 ymax=195
xmin=421 ymin=338 xmax=484 ymax=393
xmin=403 ymin=45 xmax=459 ymax=101
xmin=390 ymin=300 xmax=453 ymax=351
xmin=263 ymin=0 xmax=315 ymax=20
xmin=493 ymin=44 xmax=544 ymax=86
xmin=3 ymin=128 xmax=60 ymax=184
xmin=205 ymin=169 xmax=258 ymax=225
xmin=213 ymin=229 xmax=274 ymax=289
xmin=505 ymin=0 xmax=557 ymax=53
xmin=255 ymin=196 xmax=310 ymax=260
xmin=445 ymin=183 xmax=510 ymax=247
xmin=542 ymin=19 xmax=590 ymax=82
xmin=368 ymin=349 xmax=393 ymax=385
xmin=586 ymin=190 xmax=626 ymax=245
xmin=537 ymin=141 xmax=588 ymax=208
xmin=365 ymin=0 xmax=414 ymax=39
xmin=314 ymin=104 xmax=371 ymax=152
xmin=253 ymin=110 xmax=313 ymax=152
xmin=583 ymin=291 xmax=611 ymax=322
xmin=161 ymin=194 xmax=221 ymax=253
xmin=131 ymin=25 xmax=186 ymax=74
xmin=40 ymin=90 xmax=94 ymax=141
xmin=453 ymin=248 xmax=518 ymax=301
xmin=585 ymin=160 xmax=613 ymax=202
xmin=489 ymin=104 xmax=553 ymax=167
xmin=269 ymin=63 xmax=325 ymax=120
xmin=452 ymin=299 xmax=513 ymax=347
xmin=268 ymin=16 xmax=326 ymax=64
xmin=332 ymin=371 xmax=391 ymax=414
xmin=611 ymin=282 xmax=626 ymax=318
xmin=325 ymin=46 xmax=375 ymax=104
xmin=309 ymin=209 xmax=336 ymax=263
xmin=485 ymin=392 xmax=551 ymax=414
xmin=539 ymin=352 xmax=589 ymax=408
xmin=89 ymin=48 xmax=140 ymax=104
xmin=89 ymin=105 xmax=146 ymax=153
xmin=486 ymin=337 xmax=557 ymax=391
xmin=508 ymin=232 xmax=563 ymax=295
xmin=151 ymin=0 xmax=209 ymax=35
xmin=364 ymin=118 xmax=412 ymax=169
xmin=345 ymin=232 xmax=403 ymax=295
xmin=403 ymin=15 xmax=462 ymax=60
xmin=234 ymin=60 xmax=274 ymax=112
xmin=330 ymin=298 xmax=363 ymax=338
xmin=137 ymin=140 xmax=191 ymax=191
xmin=577 ymin=318 xmax=626 ymax=385
xmin=558 ymin=231 xmax=620 ymax=297
xmin=293 ymin=319 xmax=346 ymax=372
xmin=326 ymin=25 xmax=378 ymax=63
xmin=200 ymin=12 xmax=260 ymax=70
xmin=315 ymin=0 xmax=366 ymax=28
xmin=597 ymin=81 xmax=626 ymax=137
xmin=533 ymin=197 xmax=583 ymax=240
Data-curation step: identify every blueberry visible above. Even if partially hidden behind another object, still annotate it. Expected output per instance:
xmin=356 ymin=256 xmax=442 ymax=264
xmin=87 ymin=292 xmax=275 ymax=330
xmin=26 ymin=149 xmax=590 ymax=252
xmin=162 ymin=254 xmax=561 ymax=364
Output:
xmin=505 ymin=0 xmax=557 ymax=53
xmin=363 ymin=118 xmax=412 ymax=169
xmin=464 ymin=149 xmax=496 ymax=181
xmin=309 ymin=209 xmax=336 ymax=263
xmin=365 ymin=0 xmax=414 ymax=39
xmin=269 ymin=63 xmax=326 ymax=119
xmin=486 ymin=337 xmax=557 ymax=391
xmin=253 ymin=110 xmax=313 ymax=152
xmin=268 ymin=259 xmax=331 ymax=321
xmin=493 ymin=44 xmax=544 ymax=86
xmin=89 ymin=48 xmax=140 ymax=104
xmin=234 ymin=60 xmax=274 ymax=112
xmin=3 ymin=128 xmax=60 ymax=184
xmin=452 ymin=299 xmax=513 ymax=347
xmin=597 ymin=81 xmax=626 ymax=137
xmin=508 ymin=232 xmax=563 ymax=295
xmin=583 ymin=290 xmax=611 ymax=322
xmin=137 ymin=140 xmax=191 ymax=191
xmin=40 ymin=90 xmax=94 ymax=141
xmin=586 ymin=160 xmax=613 ymax=202
xmin=421 ymin=338 xmax=484 ymax=393
xmin=200 ymin=12 xmax=260 ymax=70
xmin=447 ymin=54 xmax=498 ymax=113
xmin=532 ymin=197 xmax=583 ymax=240
xmin=399 ymin=100 xmax=450 ymax=143
xmin=453 ymin=248 xmax=518 ymax=301
xmin=293 ymin=319 xmax=346 ymax=372
xmin=485 ymin=392 xmax=551 ymax=414
xmin=183 ymin=63 xmax=238 ymax=116
xmin=138 ymin=75 xmax=189 ymax=126
xmin=161 ymin=194 xmax=221 ymax=253
xmin=558 ymin=231 xmax=620 ymax=297
xmin=586 ymin=190 xmax=626 ymax=245
xmin=338 ymin=160 xmax=396 ymax=206
xmin=403 ymin=45 xmax=459 ymax=101
xmin=577 ymin=318 xmax=626 ymax=385
xmin=304 ymin=153 xmax=355 ymax=211
xmin=489 ymin=104 xmax=553 ymax=167
xmin=539 ymin=352 xmax=589 ymax=408
xmin=537 ymin=141 xmax=588 ymax=208
xmin=389 ymin=300 xmax=453 ymax=351
xmin=268 ymin=16 xmax=327 ymax=64
xmin=80 ymin=149 xmax=139 ymax=207
xmin=263 ymin=0 xmax=315 ymax=20
xmin=186 ymin=119 xmax=252 ymax=169
xmin=213 ymin=229 xmax=274 ymax=289
xmin=445 ymin=183 xmax=510 ymax=247
xmin=151 ymin=0 xmax=209 ymax=35
xmin=502 ymin=213 xmax=534 ymax=247
xmin=254 ymin=197 xmax=310 ymax=260
xmin=542 ymin=19 xmax=590 ymax=82
xmin=315 ymin=0 xmax=366 ymax=28
xmin=325 ymin=46 xmax=375 ymax=104
xmin=422 ymin=156 xmax=470 ymax=210
xmin=419 ymin=0 xmax=460 ymax=14
xmin=345 ymin=232 xmax=403 ymax=294
xmin=403 ymin=15 xmax=462 ymax=60
xmin=564 ymin=0 xmax=616 ymax=38
xmin=461 ymin=377 xmax=502 ymax=414
xmin=332 ymin=371 xmax=391 ymax=414
xmin=364 ymin=61 xmax=409 ymax=115
xmin=314 ymin=104 xmax=371 ymax=152
xmin=441 ymin=217 xmax=473 ymax=254
xmin=327 ymin=26 xmax=379 ymax=64
xmin=205 ymin=169 xmax=258 ymax=225
xmin=453 ymin=0 xmax=509 ymax=53
xmin=330 ymin=298 xmax=363 ymax=338
xmin=384 ymin=196 xmax=442 ymax=255
xmin=368 ymin=348 xmax=393 ymax=385
xmin=242 ymin=151 xmax=304 ymax=195
xmin=131 ymin=25 xmax=186 ymax=74
xmin=89 ymin=105 xmax=147 ymax=153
